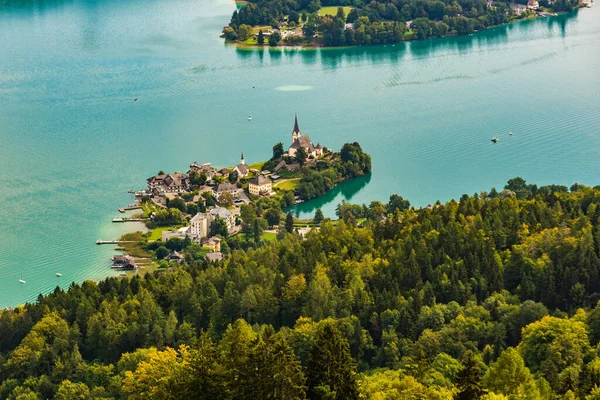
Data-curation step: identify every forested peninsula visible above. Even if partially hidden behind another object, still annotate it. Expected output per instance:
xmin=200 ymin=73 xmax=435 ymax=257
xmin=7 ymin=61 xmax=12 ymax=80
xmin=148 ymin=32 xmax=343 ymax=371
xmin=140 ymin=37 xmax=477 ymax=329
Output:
xmin=223 ymin=0 xmax=582 ymax=47
xmin=3 ymin=179 xmax=600 ymax=398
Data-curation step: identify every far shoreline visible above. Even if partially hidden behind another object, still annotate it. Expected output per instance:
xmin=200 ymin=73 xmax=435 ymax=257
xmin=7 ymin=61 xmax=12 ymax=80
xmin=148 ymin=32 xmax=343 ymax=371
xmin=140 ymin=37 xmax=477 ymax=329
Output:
xmin=225 ymin=7 xmax=584 ymax=52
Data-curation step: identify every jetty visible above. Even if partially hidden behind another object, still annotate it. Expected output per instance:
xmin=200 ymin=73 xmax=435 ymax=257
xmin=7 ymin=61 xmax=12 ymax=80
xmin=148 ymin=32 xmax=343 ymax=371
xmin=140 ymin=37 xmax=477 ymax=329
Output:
xmin=118 ymin=205 xmax=141 ymax=213
xmin=96 ymin=240 xmax=135 ymax=245
xmin=112 ymin=218 xmax=147 ymax=223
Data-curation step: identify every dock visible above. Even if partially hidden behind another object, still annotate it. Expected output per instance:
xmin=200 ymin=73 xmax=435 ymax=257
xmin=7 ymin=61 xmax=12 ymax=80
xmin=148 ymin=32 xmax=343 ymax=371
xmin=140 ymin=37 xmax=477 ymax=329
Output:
xmin=96 ymin=240 xmax=135 ymax=245
xmin=112 ymin=218 xmax=147 ymax=223
xmin=118 ymin=206 xmax=141 ymax=213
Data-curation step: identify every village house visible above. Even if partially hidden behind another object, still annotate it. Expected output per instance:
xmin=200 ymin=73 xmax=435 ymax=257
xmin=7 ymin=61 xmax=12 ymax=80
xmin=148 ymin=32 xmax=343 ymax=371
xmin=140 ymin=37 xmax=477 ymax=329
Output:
xmin=147 ymin=173 xmax=190 ymax=196
xmin=527 ymin=0 xmax=539 ymax=9
xmin=168 ymin=250 xmax=184 ymax=263
xmin=287 ymin=115 xmax=323 ymax=159
xmin=233 ymin=153 xmax=249 ymax=178
xmin=203 ymin=237 xmax=222 ymax=252
xmin=212 ymin=181 xmax=240 ymax=202
xmin=188 ymin=162 xmax=216 ymax=180
xmin=513 ymin=3 xmax=528 ymax=13
xmin=205 ymin=251 xmax=224 ymax=262
xmin=249 ymin=175 xmax=272 ymax=196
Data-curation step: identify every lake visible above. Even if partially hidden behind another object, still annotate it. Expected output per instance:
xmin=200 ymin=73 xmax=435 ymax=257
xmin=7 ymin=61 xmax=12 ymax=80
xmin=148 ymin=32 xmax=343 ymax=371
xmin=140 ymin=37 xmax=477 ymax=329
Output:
xmin=0 ymin=0 xmax=599 ymax=307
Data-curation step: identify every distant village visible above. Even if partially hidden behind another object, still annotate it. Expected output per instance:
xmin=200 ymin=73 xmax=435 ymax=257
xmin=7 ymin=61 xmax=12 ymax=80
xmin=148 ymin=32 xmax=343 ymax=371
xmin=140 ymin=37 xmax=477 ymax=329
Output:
xmin=113 ymin=115 xmax=323 ymax=270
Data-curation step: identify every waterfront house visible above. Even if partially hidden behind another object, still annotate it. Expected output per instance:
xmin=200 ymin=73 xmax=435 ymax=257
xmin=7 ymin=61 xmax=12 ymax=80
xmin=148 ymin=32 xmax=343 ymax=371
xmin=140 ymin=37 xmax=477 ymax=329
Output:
xmin=233 ymin=153 xmax=249 ymax=178
xmin=527 ymin=0 xmax=539 ymax=8
xmin=189 ymin=162 xmax=216 ymax=180
xmin=287 ymin=115 xmax=323 ymax=159
xmin=111 ymin=255 xmax=138 ymax=270
xmin=513 ymin=3 xmax=528 ymax=13
xmin=213 ymin=182 xmax=240 ymax=202
xmin=249 ymin=175 xmax=272 ymax=196
xmin=147 ymin=173 xmax=190 ymax=196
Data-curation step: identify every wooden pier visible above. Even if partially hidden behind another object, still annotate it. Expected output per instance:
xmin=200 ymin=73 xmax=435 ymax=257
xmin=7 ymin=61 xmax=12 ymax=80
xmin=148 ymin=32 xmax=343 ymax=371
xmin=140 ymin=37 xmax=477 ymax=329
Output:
xmin=96 ymin=240 xmax=135 ymax=245
xmin=118 ymin=206 xmax=141 ymax=213
xmin=112 ymin=218 xmax=147 ymax=223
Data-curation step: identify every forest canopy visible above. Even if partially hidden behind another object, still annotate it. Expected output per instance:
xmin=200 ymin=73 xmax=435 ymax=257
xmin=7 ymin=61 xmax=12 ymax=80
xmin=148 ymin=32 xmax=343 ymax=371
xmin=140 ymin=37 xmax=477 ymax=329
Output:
xmin=2 ymin=179 xmax=600 ymax=398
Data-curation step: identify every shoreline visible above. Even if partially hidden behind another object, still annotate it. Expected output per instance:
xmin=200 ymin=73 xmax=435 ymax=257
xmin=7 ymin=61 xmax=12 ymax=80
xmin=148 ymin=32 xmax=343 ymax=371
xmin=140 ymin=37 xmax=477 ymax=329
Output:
xmin=226 ymin=7 xmax=583 ymax=51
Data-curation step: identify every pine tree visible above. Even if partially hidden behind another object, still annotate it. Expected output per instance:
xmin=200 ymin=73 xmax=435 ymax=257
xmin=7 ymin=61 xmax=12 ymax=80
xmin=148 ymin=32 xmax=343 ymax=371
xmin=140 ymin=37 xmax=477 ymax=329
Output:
xmin=240 ymin=326 xmax=306 ymax=399
xmin=286 ymin=212 xmax=294 ymax=233
xmin=307 ymin=323 xmax=358 ymax=400
xmin=257 ymin=29 xmax=265 ymax=45
xmin=314 ymin=208 xmax=324 ymax=224
xmin=455 ymin=350 xmax=485 ymax=400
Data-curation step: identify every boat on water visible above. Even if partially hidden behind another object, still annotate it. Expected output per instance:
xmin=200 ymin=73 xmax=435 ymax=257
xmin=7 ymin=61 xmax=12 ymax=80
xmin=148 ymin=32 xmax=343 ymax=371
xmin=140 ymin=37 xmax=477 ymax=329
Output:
xmin=19 ymin=274 xmax=26 ymax=284
xmin=491 ymin=137 xmax=499 ymax=143
xmin=56 ymin=272 xmax=62 ymax=277
xmin=248 ymin=116 xmax=252 ymax=121
xmin=509 ymin=131 xmax=513 ymax=135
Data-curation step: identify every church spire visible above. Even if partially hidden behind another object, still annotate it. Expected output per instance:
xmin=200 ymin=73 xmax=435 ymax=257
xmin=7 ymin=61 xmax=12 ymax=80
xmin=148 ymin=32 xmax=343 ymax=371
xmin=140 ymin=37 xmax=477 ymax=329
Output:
xmin=292 ymin=113 xmax=301 ymax=143
xmin=240 ymin=152 xmax=245 ymax=165
xmin=294 ymin=113 xmax=300 ymax=133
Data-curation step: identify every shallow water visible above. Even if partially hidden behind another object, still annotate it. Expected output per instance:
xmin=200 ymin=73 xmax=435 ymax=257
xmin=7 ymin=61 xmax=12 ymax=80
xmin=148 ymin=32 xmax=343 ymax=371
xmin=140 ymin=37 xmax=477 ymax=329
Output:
xmin=0 ymin=0 xmax=599 ymax=307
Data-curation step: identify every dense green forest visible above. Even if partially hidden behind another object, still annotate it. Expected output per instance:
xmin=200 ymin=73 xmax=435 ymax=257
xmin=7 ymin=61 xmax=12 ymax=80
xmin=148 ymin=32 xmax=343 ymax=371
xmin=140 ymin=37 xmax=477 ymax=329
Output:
xmin=3 ymin=179 xmax=600 ymax=398
xmin=227 ymin=0 xmax=579 ymax=47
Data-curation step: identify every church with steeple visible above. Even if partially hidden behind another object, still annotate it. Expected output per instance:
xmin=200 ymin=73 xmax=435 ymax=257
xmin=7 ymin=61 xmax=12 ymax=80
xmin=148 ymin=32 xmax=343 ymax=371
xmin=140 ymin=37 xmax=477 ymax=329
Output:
xmin=233 ymin=152 xmax=249 ymax=178
xmin=287 ymin=114 xmax=323 ymax=159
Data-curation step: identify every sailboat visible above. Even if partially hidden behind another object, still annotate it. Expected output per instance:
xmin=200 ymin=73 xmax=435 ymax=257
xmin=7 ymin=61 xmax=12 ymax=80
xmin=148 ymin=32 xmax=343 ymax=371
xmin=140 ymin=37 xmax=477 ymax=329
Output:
xmin=56 ymin=272 xmax=62 ymax=277
xmin=19 ymin=273 xmax=26 ymax=284
xmin=248 ymin=116 xmax=252 ymax=121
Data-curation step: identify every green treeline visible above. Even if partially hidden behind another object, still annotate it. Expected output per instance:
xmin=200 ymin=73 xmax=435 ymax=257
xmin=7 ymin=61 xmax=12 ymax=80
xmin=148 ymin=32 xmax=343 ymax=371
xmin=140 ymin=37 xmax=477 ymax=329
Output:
xmin=3 ymin=179 xmax=600 ymax=398
xmin=227 ymin=0 xmax=579 ymax=47
xmin=297 ymin=142 xmax=371 ymax=200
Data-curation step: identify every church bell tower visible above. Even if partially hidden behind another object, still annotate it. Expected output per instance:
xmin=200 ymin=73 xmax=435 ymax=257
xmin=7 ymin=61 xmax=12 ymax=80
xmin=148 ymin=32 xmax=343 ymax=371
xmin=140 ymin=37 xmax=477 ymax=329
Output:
xmin=292 ymin=113 xmax=301 ymax=143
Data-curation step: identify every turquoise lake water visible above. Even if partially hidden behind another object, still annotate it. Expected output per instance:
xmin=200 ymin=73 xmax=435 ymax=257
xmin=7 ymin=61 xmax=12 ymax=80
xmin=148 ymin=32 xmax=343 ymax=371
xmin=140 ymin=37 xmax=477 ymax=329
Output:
xmin=0 ymin=0 xmax=599 ymax=307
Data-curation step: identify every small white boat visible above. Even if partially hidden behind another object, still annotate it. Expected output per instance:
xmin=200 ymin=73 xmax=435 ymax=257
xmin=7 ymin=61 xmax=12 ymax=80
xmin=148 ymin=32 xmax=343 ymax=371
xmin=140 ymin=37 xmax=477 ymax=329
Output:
xmin=56 ymin=272 xmax=62 ymax=277
xmin=509 ymin=131 xmax=513 ymax=135
xmin=248 ymin=116 xmax=252 ymax=121
xmin=491 ymin=137 xmax=499 ymax=143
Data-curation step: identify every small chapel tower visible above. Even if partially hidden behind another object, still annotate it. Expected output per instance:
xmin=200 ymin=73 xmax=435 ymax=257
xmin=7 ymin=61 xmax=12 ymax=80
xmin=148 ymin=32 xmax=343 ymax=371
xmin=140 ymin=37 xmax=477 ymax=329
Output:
xmin=292 ymin=113 xmax=301 ymax=143
xmin=240 ymin=152 xmax=245 ymax=165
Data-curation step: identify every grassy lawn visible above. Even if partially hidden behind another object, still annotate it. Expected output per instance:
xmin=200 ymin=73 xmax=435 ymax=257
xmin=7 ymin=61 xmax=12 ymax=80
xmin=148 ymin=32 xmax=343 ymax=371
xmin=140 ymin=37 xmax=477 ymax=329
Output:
xmin=239 ymin=231 xmax=278 ymax=242
xmin=148 ymin=226 xmax=182 ymax=241
xmin=275 ymin=178 xmax=300 ymax=190
xmin=262 ymin=232 xmax=277 ymax=241
xmin=319 ymin=6 xmax=353 ymax=17
xmin=248 ymin=161 xmax=266 ymax=170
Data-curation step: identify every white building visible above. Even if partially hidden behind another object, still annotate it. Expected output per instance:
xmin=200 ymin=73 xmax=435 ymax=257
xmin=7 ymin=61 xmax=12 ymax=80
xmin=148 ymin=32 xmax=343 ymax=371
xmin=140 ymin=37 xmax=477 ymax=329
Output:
xmin=189 ymin=213 xmax=210 ymax=241
xmin=188 ymin=207 xmax=235 ymax=243
xmin=249 ymin=175 xmax=272 ymax=196
xmin=213 ymin=182 xmax=240 ymax=202
xmin=209 ymin=207 xmax=235 ymax=233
